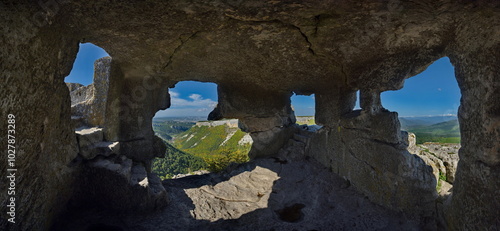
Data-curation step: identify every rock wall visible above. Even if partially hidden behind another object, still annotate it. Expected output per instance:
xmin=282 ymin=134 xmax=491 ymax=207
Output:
xmin=0 ymin=3 xmax=80 ymax=230
xmin=65 ymin=58 xmax=169 ymax=214
xmin=67 ymin=56 xmax=111 ymax=127
xmin=1 ymin=1 xmax=499 ymax=230
xmin=308 ymin=110 xmax=438 ymax=225
xmin=445 ymin=27 xmax=500 ymax=229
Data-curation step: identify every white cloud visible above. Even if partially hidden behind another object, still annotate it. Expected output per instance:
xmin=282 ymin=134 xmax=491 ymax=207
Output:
xmin=169 ymin=91 xmax=179 ymax=97
xmin=155 ymin=91 xmax=217 ymax=117
xmin=437 ymin=88 xmax=442 ymax=91
xmin=189 ymin=94 xmax=202 ymax=101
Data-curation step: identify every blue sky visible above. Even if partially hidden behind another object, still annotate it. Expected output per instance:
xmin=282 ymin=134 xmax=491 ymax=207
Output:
xmin=381 ymin=57 xmax=460 ymax=117
xmin=64 ymin=43 xmax=110 ymax=85
xmin=156 ymin=81 xmax=218 ymax=117
xmin=66 ymin=43 xmax=460 ymax=118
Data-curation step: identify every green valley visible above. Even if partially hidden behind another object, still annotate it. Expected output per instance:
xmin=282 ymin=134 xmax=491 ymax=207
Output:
xmin=152 ymin=118 xmax=251 ymax=179
xmin=152 ymin=119 xmax=196 ymax=141
xmin=403 ymin=119 xmax=460 ymax=144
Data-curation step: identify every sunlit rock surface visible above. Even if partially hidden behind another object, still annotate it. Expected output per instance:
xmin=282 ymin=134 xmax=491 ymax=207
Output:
xmin=1 ymin=1 xmax=499 ymax=230
xmin=54 ymin=158 xmax=422 ymax=231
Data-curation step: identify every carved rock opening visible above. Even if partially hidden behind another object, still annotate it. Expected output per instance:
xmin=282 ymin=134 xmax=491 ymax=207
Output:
xmin=1 ymin=1 xmax=499 ymax=230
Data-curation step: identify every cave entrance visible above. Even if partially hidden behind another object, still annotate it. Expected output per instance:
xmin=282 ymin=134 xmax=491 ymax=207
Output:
xmin=381 ymin=57 xmax=460 ymax=196
xmin=152 ymin=81 xmax=251 ymax=179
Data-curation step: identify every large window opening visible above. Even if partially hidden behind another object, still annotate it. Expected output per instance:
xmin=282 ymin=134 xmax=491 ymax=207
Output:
xmin=381 ymin=57 xmax=460 ymax=195
xmin=382 ymin=57 xmax=460 ymax=144
xmin=152 ymin=81 xmax=251 ymax=180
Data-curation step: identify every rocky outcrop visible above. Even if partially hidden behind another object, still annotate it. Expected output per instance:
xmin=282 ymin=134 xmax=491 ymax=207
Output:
xmin=195 ymin=119 xmax=238 ymax=128
xmin=1 ymin=1 xmax=499 ymax=230
xmin=70 ymin=126 xmax=168 ymax=213
xmin=67 ymin=57 xmax=111 ymax=128
xmin=295 ymin=116 xmax=315 ymax=125
xmin=64 ymin=55 xmax=169 ymax=216
xmin=407 ymin=134 xmax=460 ymax=185
xmin=308 ymin=110 xmax=438 ymax=225
xmin=66 ymin=82 xmax=84 ymax=92
xmin=237 ymin=133 xmax=253 ymax=146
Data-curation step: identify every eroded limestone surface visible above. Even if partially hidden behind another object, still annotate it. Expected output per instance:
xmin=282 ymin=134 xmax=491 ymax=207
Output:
xmin=1 ymin=1 xmax=499 ymax=230
xmin=54 ymin=158 xmax=422 ymax=231
xmin=67 ymin=57 xmax=112 ymax=128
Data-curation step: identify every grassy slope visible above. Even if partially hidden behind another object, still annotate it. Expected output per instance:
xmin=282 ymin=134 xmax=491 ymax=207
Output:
xmin=152 ymin=122 xmax=251 ymax=177
xmin=175 ymin=125 xmax=250 ymax=158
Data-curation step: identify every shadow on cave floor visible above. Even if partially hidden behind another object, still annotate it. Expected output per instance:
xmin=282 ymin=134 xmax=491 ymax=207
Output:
xmin=53 ymin=157 xmax=421 ymax=231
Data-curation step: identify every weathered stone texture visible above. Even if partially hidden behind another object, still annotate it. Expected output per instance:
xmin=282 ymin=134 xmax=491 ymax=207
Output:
xmin=67 ymin=56 xmax=111 ymax=127
xmin=0 ymin=3 xmax=80 ymax=230
xmin=54 ymin=158 xmax=425 ymax=231
xmin=308 ymin=110 xmax=438 ymax=224
xmin=1 ymin=1 xmax=500 ymax=230
xmin=73 ymin=155 xmax=168 ymax=212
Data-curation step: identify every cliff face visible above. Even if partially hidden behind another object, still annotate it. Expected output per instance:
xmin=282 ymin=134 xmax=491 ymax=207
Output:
xmin=67 ymin=56 xmax=111 ymax=128
xmin=1 ymin=1 xmax=499 ymax=230
xmin=195 ymin=119 xmax=239 ymax=128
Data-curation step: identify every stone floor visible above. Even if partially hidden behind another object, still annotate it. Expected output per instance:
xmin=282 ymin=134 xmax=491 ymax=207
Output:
xmin=54 ymin=157 xmax=423 ymax=231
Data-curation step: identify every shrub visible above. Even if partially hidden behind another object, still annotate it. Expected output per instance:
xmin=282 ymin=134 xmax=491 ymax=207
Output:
xmin=202 ymin=148 xmax=250 ymax=172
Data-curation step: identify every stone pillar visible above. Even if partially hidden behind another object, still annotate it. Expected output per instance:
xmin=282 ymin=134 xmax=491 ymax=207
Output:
xmin=69 ymin=57 xmax=112 ymax=127
xmin=89 ymin=67 xmax=171 ymax=212
xmin=445 ymin=50 xmax=500 ymax=229
xmin=105 ymin=70 xmax=169 ymax=163
xmin=240 ymin=115 xmax=296 ymax=159
xmin=315 ymin=86 xmax=356 ymax=126
xmin=359 ymin=89 xmax=384 ymax=114
xmin=209 ymin=84 xmax=296 ymax=159
xmin=87 ymin=57 xmax=111 ymax=126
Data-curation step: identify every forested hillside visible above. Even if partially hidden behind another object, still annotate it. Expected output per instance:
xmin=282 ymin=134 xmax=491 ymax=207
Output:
xmin=406 ymin=119 xmax=460 ymax=144
xmin=152 ymin=142 xmax=207 ymax=179
xmin=152 ymin=119 xmax=195 ymax=141
xmin=152 ymin=119 xmax=251 ymax=179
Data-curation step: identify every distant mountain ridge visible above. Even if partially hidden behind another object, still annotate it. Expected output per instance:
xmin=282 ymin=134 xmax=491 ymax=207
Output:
xmin=400 ymin=116 xmax=460 ymax=144
xmin=399 ymin=115 xmax=457 ymax=130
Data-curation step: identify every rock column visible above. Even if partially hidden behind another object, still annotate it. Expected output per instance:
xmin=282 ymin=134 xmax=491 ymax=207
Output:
xmin=446 ymin=48 xmax=500 ymax=229
xmin=209 ymin=84 xmax=296 ymax=159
